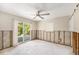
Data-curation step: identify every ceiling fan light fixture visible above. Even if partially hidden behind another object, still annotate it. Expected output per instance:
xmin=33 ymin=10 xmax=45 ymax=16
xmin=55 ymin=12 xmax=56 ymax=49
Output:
xmin=33 ymin=10 xmax=50 ymax=19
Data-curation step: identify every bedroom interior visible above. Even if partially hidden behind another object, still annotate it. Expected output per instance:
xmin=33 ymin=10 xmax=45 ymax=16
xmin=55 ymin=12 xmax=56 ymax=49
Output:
xmin=0 ymin=3 xmax=79 ymax=55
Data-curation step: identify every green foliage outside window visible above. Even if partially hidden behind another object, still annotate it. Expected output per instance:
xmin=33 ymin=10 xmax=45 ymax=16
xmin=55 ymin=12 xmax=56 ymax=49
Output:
xmin=24 ymin=23 xmax=30 ymax=35
xmin=18 ymin=23 xmax=23 ymax=36
xmin=18 ymin=22 xmax=30 ymax=36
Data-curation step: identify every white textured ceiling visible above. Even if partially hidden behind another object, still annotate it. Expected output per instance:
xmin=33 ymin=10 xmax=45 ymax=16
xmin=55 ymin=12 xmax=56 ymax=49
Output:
xmin=0 ymin=3 xmax=77 ymax=21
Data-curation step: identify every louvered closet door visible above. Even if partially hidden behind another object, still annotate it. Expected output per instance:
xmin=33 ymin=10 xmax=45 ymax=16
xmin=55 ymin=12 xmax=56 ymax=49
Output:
xmin=0 ymin=31 xmax=2 ymax=49
xmin=3 ymin=31 xmax=11 ymax=48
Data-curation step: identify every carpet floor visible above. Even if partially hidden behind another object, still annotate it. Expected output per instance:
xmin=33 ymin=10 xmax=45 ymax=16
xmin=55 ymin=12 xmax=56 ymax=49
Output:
xmin=0 ymin=40 xmax=74 ymax=55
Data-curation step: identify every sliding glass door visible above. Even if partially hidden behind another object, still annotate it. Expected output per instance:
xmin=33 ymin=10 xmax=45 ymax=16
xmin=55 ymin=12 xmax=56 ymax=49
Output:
xmin=18 ymin=22 xmax=30 ymax=43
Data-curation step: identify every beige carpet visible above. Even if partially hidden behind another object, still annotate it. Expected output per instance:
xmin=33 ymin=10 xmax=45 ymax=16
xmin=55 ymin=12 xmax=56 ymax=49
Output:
xmin=0 ymin=40 xmax=74 ymax=55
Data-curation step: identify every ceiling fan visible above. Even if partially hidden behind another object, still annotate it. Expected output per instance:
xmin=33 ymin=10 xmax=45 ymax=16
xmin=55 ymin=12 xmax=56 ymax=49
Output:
xmin=33 ymin=10 xmax=50 ymax=19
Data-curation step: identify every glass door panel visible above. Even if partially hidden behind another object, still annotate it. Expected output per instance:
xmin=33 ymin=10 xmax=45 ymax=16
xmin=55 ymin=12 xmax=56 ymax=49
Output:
xmin=18 ymin=22 xmax=23 ymax=43
xmin=24 ymin=23 xmax=30 ymax=42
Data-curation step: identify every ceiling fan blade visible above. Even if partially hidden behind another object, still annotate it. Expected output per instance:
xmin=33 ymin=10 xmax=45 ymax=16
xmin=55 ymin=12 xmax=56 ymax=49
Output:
xmin=40 ymin=13 xmax=50 ymax=16
xmin=33 ymin=16 xmax=37 ymax=19
xmin=38 ymin=10 xmax=44 ymax=14
xmin=38 ymin=10 xmax=41 ymax=13
xmin=39 ymin=15 xmax=44 ymax=19
xmin=76 ymin=3 xmax=79 ymax=7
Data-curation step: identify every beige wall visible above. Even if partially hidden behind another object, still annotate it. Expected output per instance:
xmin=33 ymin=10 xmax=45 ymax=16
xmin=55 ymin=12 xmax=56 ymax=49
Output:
xmin=69 ymin=6 xmax=79 ymax=32
xmin=0 ymin=11 xmax=37 ymax=46
xmin=0 ymin=11 xmax=37 ymax=30
xmin=37 ymin=21 xmax=54 ymax=31
xmin=74 ymin=8 xmax=79 ymax=32
xmin=0 ymin=12 xmax=14 ymax=30
xmin=69 ymin=14 xmax=75 ymax=31
xmin=37 ymin=16 xmax=70 ymax=31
